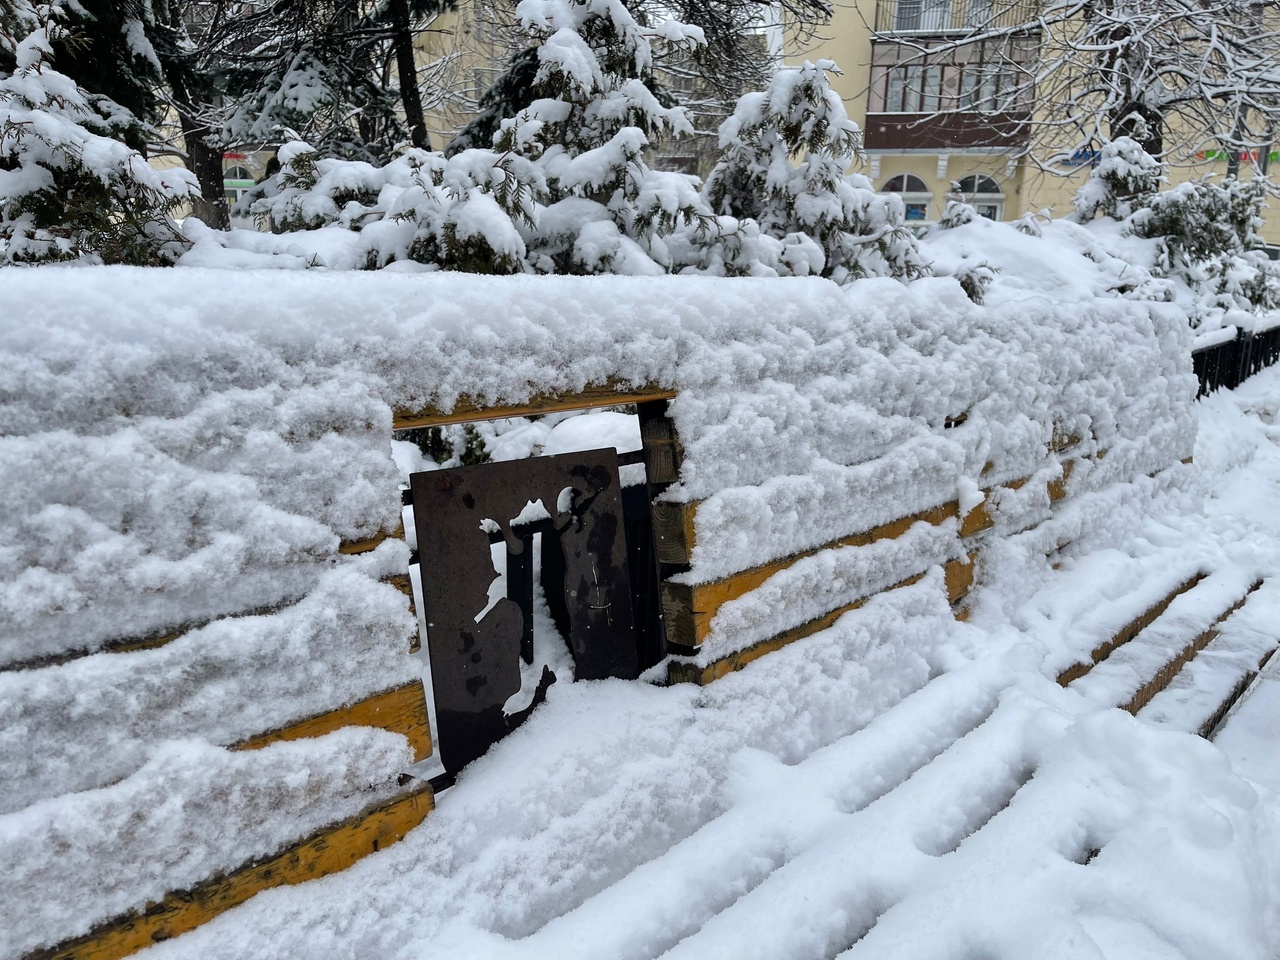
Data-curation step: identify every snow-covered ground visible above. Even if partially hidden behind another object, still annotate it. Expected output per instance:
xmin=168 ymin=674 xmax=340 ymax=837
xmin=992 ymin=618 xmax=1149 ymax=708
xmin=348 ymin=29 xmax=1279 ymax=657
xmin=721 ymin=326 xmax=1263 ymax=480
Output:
xmin=125 ymin=366 xmax=1280 ymax=960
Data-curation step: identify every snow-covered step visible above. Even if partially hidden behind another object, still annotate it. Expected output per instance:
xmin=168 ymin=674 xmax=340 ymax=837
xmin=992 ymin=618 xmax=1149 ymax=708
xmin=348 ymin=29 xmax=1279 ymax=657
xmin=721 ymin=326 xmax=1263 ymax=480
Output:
xmin=1054 ymin=569 xmax=1206 ymax=686
xmin=1067 ymin=570 xmax=1262 ymax=713
xmin=1138 ymin=578 xmax=1280 ymax=737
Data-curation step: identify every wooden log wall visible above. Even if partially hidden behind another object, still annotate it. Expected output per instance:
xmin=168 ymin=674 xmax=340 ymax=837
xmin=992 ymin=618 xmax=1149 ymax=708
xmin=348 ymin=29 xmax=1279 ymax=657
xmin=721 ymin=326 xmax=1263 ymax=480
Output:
xmin=21 ymin=380 xmax=1158 ymax=959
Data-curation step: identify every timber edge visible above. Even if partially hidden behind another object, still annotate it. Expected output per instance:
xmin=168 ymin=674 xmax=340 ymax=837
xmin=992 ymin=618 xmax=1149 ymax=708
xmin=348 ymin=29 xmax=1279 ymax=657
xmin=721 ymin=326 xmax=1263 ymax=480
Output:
xmin=24 ymin=781 xmax=434 ymax=960
xmin=393 ymin=381 xmax=677 ymax=429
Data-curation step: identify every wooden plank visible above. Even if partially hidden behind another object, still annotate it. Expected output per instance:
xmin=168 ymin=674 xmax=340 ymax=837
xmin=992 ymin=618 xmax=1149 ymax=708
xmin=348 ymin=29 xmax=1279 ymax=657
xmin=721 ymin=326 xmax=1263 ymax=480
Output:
xmin=3 ymin=598 xmax=304 ymax=674
xmin=945 ymin=552 xmax=977 ymax=603
xmin=1046 ymin=459 xmax=1076 ymax=503
xmin=393 ymin=382 xmax=677 ymax=429
xmin=382 ymin=573 xmax=420 ymax=654
xmin=1056 ymin=573 xmax=1206 ymax=686
xmin=668 ymin=557 xmax=974 ymax=685
xmin=338 ymin=524 xmax=405 ymax=556
xmin=638 ymin=404 xmax=683 ymax=486
xmin=231 ymin=680 xmax=432 ymax=762
xmin=1048 ymin=429 xmax=1083 ymax=454
xmin=1122 ymin=583 xmax=1262 ymax=715
xmin=660 ymin=502 xmax=961 ymax=647
xmin=652 ymin=500 xmax=698 ymax=566
xmin=1201 ymin=646 xmax=1277 ymax=739
xmin=29 ymin=782 xmax=434 ymax=960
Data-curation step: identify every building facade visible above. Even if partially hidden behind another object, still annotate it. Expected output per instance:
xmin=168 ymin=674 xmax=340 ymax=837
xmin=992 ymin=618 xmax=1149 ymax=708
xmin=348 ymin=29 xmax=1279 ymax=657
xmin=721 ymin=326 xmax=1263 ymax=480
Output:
xmin=787 ymin=0 xmax=1280 ymax=242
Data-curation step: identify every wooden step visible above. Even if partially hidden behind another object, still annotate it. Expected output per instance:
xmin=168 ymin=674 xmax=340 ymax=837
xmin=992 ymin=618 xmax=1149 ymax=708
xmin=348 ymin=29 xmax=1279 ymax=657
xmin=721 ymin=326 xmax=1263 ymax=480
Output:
xmin=1136 ymin=582 xmax=1277 ymax=737
xmin=26 ymin=781 xmax=434 ymax=960
xmin=1056 ymin=572 xmax=1206 ymax=685
xmin=1062 ymin=574 xmax=1262 ymax=712
xmin=1121 ymin=582 xmax=1261 ymax=714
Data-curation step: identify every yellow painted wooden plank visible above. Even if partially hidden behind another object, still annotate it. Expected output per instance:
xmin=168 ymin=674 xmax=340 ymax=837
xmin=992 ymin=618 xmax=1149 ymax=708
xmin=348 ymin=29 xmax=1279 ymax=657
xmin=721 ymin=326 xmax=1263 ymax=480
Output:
xmin=232 ymin=680 xmax=432 ymax=762
xmin=669 ymin=556 xmax=975 ymax=685
xmin=338 ymin=524 xmax=405 ymax=555
xmin=393 ymin=382 xmax=677 ymax=429
xmin=661 ymin=502 xmax=961 ymax=646
xmin=28 ymin=783 xmax=434 ymax=960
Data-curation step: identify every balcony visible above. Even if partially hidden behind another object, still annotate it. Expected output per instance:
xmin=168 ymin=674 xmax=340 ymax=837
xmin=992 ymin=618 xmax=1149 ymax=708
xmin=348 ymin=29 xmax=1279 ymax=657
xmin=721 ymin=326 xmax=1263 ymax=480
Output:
xmin=873 ymin=0 xmax=1042 ymax=35
xmin=863 ymin=111 xmax=1030 ymax=150
xmin=864 ymin=33 xmax=1037 ymax=150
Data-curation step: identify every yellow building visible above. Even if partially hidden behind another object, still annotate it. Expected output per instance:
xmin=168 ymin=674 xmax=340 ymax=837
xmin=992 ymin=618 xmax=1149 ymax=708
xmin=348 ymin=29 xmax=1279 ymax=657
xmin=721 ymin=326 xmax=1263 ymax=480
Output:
xmin=785 ymin=0 xmax=1280 ymax=242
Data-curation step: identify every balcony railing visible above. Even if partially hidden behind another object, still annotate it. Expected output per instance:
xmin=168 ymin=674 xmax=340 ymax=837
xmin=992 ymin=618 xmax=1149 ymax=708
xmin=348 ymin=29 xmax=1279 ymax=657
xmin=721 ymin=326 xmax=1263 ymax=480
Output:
xmin=863 ymin=111 xmax=1031 ymax=150
xmin=873 ymin=0 xmax=1042 ymax=35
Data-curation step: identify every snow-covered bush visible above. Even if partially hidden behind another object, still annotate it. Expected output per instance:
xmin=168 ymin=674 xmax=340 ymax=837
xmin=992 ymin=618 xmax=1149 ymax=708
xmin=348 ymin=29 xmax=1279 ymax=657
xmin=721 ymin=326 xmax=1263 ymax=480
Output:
xmin=1130 ymin=176 xmax=1280 ymax=320
xmin=936 ymin=195 xmax=977 ymax=229
xmin=1072 ymin=135 xmax=1164 ymax=223
xmin=703 ymin=59 xmax=929 ymax=283
xmin=253 ymin=141 xmax=540 ymax=274
xmin=0 ymin=26 xmax=194 ymax=265
xmin=244 ymin=0 xmax=711 ymax=277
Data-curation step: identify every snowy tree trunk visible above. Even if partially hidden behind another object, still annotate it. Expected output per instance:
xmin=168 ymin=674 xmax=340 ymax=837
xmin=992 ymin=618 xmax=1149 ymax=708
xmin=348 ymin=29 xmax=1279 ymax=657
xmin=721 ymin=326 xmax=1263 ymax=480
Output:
xmin=175 ymin=109 xmax=230 ymax=230
xmin=389 ymin=0 xmax=430 ymax=151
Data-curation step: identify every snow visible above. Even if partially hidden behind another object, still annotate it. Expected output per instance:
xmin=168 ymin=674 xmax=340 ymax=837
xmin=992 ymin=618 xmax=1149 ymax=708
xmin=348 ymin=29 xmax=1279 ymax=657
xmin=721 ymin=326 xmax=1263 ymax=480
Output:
xmin=2 ymin=242 xmax=1276 ymax=959
xmin=0 ymin=555 xmax=418 ymax=814
xmin=0 ymin=264 xmax=1194 ymax=666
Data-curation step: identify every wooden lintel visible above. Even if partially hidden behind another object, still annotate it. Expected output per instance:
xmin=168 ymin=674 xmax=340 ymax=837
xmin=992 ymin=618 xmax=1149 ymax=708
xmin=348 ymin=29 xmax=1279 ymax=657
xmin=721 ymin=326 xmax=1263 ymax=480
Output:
xmin=660 ymin=501 xmax=961 ymax=647
xmin=28 ymin=782 xmax=434 ymax=960
xmin=1056 ymin=573 xmax=1206 ymax=686
xmin=668 ymin=555 xmax=976 ymax=685
xmin=232 ymin=680 xmax=432 ymax=762
xmin=393 ymin=382 xmax=677 ymax=429
xmin=338 ymin=524 xmax=405 ymax=556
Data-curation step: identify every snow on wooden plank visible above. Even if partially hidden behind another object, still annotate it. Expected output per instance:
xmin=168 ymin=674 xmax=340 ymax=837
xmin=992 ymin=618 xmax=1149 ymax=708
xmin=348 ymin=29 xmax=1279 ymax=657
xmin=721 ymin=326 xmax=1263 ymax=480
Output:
xmin=25 ymin=781 xmax=434 ymax=960
xmin=661 ymin=502 xmax=962 ymax=648
xmin=1056 ymin=572 xmax=1206 ymax=685
xmin=231 ymin=680 xmax=432 ymax=763
xmin=667 ymin=556 xmax=975 ymax=685
xmin=393 ymin=382 xmax=677 ymax=429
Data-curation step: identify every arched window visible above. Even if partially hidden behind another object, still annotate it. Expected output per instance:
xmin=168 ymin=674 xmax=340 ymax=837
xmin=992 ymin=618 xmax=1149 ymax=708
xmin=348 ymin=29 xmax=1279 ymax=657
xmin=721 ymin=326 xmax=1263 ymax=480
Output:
xmin=882 ymin=173 xmax=932 ymax=221
xmin=955 ymin=173 xmax=1004 ymax=220
xmin=956 ymin=174 xmax=1000 ymax=195
xmin=883 ymin=173 xmax=929 ymax=193
xmin=223 ymin=164 xmax=256 ymax=208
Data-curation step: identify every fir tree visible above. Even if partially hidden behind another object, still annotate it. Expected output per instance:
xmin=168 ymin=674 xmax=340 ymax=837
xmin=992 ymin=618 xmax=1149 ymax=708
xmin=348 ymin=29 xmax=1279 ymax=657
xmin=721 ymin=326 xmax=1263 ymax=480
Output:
xmin=0 ymin=22 xmax=195 ymax=264
xmin=704 ymin=60 xmax=929 ymax=283
xmin=494 ymin=0 xmax=710 ymax=275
